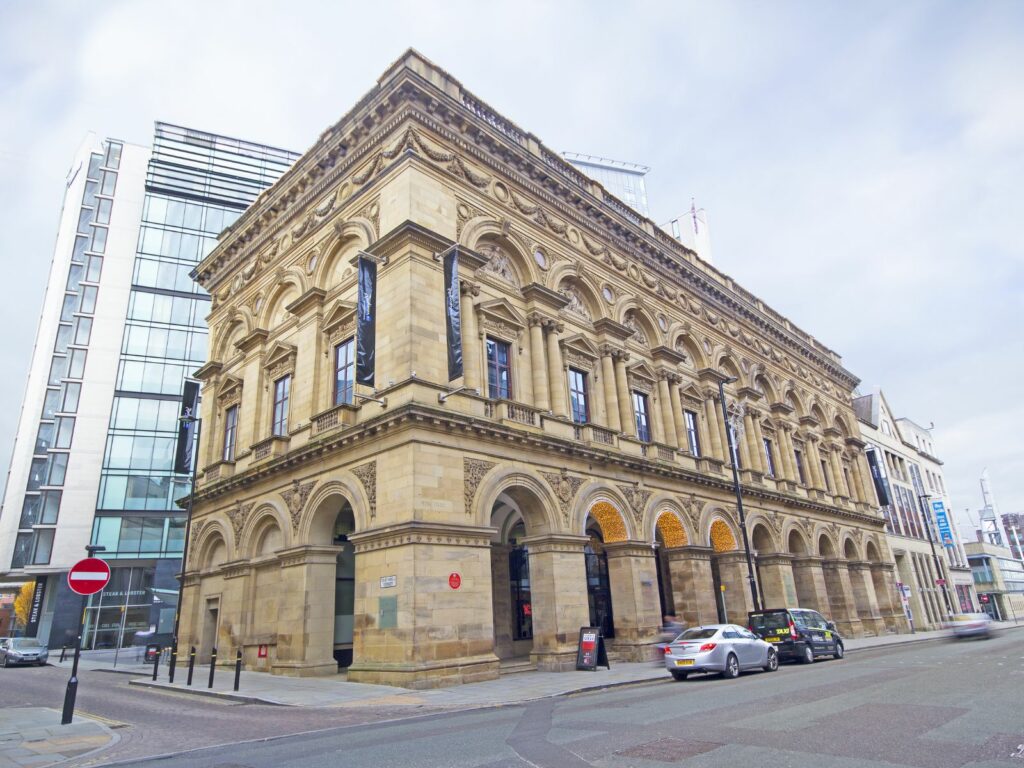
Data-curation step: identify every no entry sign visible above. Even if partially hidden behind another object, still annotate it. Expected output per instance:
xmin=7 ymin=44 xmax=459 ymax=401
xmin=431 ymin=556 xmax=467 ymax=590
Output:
xmin=67 ymin=557 xmax=111 ymax=596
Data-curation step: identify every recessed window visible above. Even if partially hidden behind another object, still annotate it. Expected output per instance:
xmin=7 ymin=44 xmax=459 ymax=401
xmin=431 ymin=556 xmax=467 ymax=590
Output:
xmin=632 ymin=391 xmax=651 ymax=443
xmin=47 ymin=452 xmax=69 ymax=486
xmin=334 ymin=338 xmax=355 ymax=406
xmin=568 ymin=368 xmax=589 ymax=424
xmin=763 ymin=438 xmax=776 ymax=478
xmin=486 ymin=337 xmax=512 ymax=400
xmin=222 ymin=405 xmax=238 ymax=462
xmin=272 ymin=375 xmax=290 ymax=437
xmin=794 ymin=449 xmax=806 ymax=485
xmin=684 ymin=410 xmax=701 ymax=457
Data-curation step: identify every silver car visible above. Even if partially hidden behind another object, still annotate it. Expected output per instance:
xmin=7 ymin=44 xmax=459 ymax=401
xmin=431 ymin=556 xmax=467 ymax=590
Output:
xmin=664 ymin=624 xmax=778 ymax=681
xmin=0 ymin=637 xmax=49 ymax=667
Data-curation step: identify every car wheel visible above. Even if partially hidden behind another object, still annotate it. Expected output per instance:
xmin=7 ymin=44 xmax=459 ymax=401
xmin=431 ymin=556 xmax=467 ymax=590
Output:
xmin=764 ymin=649 xmax=779 ymax=672
xmin=833 ymin=642 xmax=844 ymax=660
xmin=801 ymin=644 xmax=815 ymax=664
xmin=722 ymin=653 xmax=740 ymax=679
xmin=670 ymin=670 xmax=688 ymax=681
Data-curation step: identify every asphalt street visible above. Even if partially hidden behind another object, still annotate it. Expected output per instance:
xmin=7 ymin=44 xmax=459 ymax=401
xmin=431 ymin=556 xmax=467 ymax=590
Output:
xmin=2 ymin=632 xmax=1022 ymax=768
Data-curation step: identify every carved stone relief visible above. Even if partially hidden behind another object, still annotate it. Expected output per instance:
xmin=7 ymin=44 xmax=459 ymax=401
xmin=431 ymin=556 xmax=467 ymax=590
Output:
xmin=351 ymin=461 xmax=377 ymax=519
xmin=463 ymin=458 xmax=497 ymax=516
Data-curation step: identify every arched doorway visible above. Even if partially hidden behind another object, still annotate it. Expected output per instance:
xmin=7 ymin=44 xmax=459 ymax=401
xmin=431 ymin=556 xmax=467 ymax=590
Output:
xmin=709 ymin=519 xmax=738 ymax=622
xmin=654 ymin=512 xmax=688 ymax=618
xmin=489 ymin=497 xmax=535 ymax=661
xmin=309 ymin=494 xmax=357 ymax=669
xmin=585 ymin=502 xmax=626 ymax=639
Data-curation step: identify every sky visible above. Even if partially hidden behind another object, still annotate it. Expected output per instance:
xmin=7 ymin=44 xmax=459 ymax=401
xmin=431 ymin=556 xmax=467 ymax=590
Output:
xmin=0 ymin=0 xmax=1021 ymax=530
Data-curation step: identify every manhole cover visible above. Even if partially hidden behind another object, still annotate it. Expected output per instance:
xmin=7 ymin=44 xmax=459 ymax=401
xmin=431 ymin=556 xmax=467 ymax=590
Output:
xmin=617 ymin=738 xmax=721 ymax=762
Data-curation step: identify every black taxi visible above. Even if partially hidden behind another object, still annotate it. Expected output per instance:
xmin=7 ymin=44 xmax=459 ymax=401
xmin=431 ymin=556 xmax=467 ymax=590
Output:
xmin=748 ymin=608 xmax=844 ymax=663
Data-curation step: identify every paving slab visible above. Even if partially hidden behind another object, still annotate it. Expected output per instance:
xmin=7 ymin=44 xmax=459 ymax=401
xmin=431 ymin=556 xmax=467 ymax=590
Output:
xmin=0 ymin=708 xmax=115 ymax=768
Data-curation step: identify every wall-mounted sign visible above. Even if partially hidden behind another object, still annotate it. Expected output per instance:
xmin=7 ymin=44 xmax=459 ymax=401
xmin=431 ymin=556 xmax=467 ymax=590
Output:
xmin=380 ymin=575 xmax=397 ymax=589
xmin=258 ymin=644 xmax=268 ymax=658
xmin=448 ymin=573 xmax=461 ymax=590
xmin=931 ymin=500 xmax=955 ymax=547
xmin=25 ymin=576 xmax=47 ymax=637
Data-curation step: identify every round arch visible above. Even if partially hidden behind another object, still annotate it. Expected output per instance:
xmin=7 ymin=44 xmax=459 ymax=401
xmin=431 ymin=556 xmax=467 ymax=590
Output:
xmin=641 ymin=494 xmax=695 ymax=546
xmin=671 ymin=330 xmax=708 ymax=371
xmin=709 ymin=518 xmax=738 ymax=552
xmin=785 ymin=525 xmax=811 ymax=556
xmin=842 ymin=534 xmax=861 ymax=561
xmin=314 ymin=230 xmax=366 ymax=291
xmin=258 ymin=272 xmax=305 ymax=329
xmin=554 ymin=273 xmax=603 ymax=322
xmin=573 ymin=484 xmax=634 ymax=541
xmin=195 ymin=524 xmax=230 ymax=572
xmin=618 ymin=304 xmax=659 ymax=349
xmin=474 ymin=465 xmax=562 ymax=536
xmin=240 ymin=502 xmax=291 ymax=559
xmin=864 ymin=538 xmax=883 ymax=563
xmin=654 ymin=510 xmax=689 ymax=549
xmin=297 ymin=474 xmax=372 ymax=544
xmin=469 ymin=228 xmax=537 ymax=289
xmin=817 ymin=531 xmax=838 ymax=559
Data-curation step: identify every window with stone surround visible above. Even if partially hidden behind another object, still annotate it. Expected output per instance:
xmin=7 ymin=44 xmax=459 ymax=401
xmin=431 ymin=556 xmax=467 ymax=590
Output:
xmin=222 ymin=405 xmax=238 ymax=462
xmin=684 ymin=410 xmax=701 ymax=457
xmin=632 ymin=391 xmax=651 ymax=443
xmin=568 ymin=368 xmax=589 ymax=424
xmin=486 ymin=337 xmax=512 ymax=400
xmin=272 ymin=375 xmax=290 ymax=437
xmin=334 ymin=338 xmax=355 ymax=406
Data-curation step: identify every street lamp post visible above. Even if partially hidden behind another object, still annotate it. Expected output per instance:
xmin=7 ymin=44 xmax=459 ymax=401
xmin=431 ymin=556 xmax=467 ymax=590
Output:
xmin=168 ymin=415 xmax=201 ymax=684
xmin=717 ymin=377 xmax=761 ymax=613
xmin=918 ymin=493 xmax=954 ymax=617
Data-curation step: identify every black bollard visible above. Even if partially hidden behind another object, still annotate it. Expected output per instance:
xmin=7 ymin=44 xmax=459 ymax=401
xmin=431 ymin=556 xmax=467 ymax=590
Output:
xmin=60 ymin=646 xmax=67 ymax=663
xmin=233 ymin=649 xmax=242 ymax=692
xmin=168 ymin=642 xmax=177 ymax=684
xmin=152 ymin=646 xmax=161 ymax=681
xmin=186 ymin=646 xmax=196 ymax=686
xmin=207 ymin=646 xmax=217 ymax=689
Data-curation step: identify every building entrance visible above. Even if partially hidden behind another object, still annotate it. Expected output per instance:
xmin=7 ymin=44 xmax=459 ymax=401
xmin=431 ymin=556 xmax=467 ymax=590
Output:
xmin=333 ymin=504 xmax=356 ymax=667
xmin=585 ymin=529 xmax=615 ymax=638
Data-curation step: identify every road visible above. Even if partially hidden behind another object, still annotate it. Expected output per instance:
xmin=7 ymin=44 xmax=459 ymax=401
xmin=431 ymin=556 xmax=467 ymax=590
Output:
xmin=3 ymin=632 xmax=1022 ymax=767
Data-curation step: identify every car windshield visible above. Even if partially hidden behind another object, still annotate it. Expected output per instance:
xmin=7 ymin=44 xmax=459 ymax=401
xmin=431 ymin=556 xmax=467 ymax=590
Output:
xmin=11 ymin=638 xmax=42 ymax=649
xmin=676 ymin=627 xmax=718 ymax=641
xmin=749 ymin=612 xmax=789 ymax=633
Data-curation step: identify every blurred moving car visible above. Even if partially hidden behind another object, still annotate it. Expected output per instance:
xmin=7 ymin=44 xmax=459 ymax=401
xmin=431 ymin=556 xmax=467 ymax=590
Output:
xmin=947 ymin=612 xmax=992 ymax=639
xmin=748 ymin=607 xmax=844 ymax=663
xmin=0 ymin=637 xmax=49 ymax=667
xmin=664 ymin=624 xmax=779 ymax=680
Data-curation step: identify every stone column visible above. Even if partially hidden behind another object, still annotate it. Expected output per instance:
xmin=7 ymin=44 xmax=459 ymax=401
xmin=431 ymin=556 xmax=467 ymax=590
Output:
xmin=848 ymin=560 xmax=883 ymax=636
xmin=604 ymin=541 xmax=662 ymax=661
xmin=742 ymin=411 xmax=762 ymax=473
xmin=822 ymin=559 xmax=863 ymax=636
xmin=790 ymin=555 xmax=831 ymax=614
xmin=657 ymin=374 xmax=679 ymax=448
xmin=703 ymin=392 xmax=725 ymax=461
xmin=614 ymin=352 xmax=634 ymax=437
xmin=528 ymin=314 xmax=549 ymax=411
xmin=520 ymin=534 xmax=591 ymax=671
xmin=591 ymin=362 xmax=608 ymax=427
xmin=849 ymin=454 xmax=869 ymax=504
xmin=665 ymin=546 xmax=719 ymax=627
xmin=546 ymin=321 xmax=567 ymax=417
xmin=669 ymin=378 xmax=687 ymax=451
xmin=735 ymin=413 xmax=752 ymax=470
xmin=347 ymin=524 xmax=500 ymax=688
xmin=806 ymin=438 xmax=825 ymax=490
xmin=460 ymin=282 xmax=481 ymax=394
xmin=714 ymin=551 xmax=756 ymax=623
xmin=752 ymin=415 xmax=769 ymax=474
xmin=822 ymin=446 xmax=839 ymax=495
xmin=857 ymin=453 xmax=878 ymax=505
xmin=756 ymin=554 xmax=799 ymax=609
xmin=829 ymin=446 xmax=849 ymax=498
xmin=649 ymin=387 xmax=666 ymax=445
xmin=778 ymin=426 xmax=796 ymax=482
xmin=870 ymin=562 xmax=908 ymax=634
xmin=490 ymin=544 xmax=514 ymax=660
xmin=599 ymin=346 xmax=620 ymax=432
xmin=272 ymin=545 xmax=341 ymax=677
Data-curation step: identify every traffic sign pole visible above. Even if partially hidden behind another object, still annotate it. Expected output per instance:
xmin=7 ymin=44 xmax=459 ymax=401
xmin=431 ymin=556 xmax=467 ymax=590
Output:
xmin=61 ymin=546 xmax=108 ymax=726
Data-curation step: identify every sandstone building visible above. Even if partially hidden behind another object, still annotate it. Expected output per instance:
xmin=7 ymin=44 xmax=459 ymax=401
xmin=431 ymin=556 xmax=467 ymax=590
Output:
xmin=179 ymin=51 xmax=908 ymax=688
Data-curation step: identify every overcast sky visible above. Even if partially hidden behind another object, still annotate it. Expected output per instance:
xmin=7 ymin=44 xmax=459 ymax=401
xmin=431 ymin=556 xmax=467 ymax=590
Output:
xmin=1 ymin=1 xmax=1021 ymax=529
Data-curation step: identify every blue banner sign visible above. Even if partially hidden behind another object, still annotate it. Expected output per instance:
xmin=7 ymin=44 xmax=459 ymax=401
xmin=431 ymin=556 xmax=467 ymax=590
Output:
xmin=932 ymin=500 xmax=955 ymax=547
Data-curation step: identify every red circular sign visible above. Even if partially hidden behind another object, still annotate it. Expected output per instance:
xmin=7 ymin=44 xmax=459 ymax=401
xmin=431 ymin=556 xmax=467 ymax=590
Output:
xmin=448 ymin=573 xmax=461 ymax=590
xmin=67 ymin=557 xmax=111 ymax=596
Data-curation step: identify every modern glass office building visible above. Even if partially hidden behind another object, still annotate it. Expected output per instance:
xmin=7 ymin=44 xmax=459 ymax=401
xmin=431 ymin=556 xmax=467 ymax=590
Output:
xmin=562 ymin=152 xmax=651 ymax=218
xmin=0 ymin=123 xmax=297 ymax=649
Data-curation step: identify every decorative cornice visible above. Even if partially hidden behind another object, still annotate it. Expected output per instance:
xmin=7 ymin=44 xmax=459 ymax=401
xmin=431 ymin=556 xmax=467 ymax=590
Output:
xmin=349 ymin=520 xmax=495 ymax=553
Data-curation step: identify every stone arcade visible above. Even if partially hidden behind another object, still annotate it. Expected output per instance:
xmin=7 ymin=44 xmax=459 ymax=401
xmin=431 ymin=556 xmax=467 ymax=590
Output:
xmin=179 ymin=50 xmax=909 ymax=689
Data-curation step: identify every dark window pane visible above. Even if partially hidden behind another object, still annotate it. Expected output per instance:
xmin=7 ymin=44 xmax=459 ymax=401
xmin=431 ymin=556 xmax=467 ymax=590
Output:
xmin=20 ymin=495 xmax=41 ymax=528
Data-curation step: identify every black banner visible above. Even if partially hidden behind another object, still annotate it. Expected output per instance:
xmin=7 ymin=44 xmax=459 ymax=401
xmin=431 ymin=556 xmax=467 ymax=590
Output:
xmin=356 ymin=255 xmax=377 ymax=387
xmin=865 ymin=447 xmax=890 ymax=506
xmin=25 ymin=576 xmax=46 ymax=638
xmin=444 ymin=247 xmax=463 ymax=381
xmin=173 ymin=379 xmax=200 ymax=475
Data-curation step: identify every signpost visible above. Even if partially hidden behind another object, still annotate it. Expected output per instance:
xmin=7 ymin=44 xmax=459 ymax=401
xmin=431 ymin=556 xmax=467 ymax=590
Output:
xmin=62 ymin=548 xmax=109 ymax=725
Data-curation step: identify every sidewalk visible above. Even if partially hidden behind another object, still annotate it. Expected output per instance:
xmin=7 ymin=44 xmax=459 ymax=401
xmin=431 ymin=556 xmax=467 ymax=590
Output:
xmin=0 ymin=708 xmax=116 ymax=768
xmin=119 ymin=620 xmax=1023 ymax=710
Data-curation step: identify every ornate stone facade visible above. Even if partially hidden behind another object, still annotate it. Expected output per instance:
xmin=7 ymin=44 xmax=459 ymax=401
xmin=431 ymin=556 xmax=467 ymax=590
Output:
xmin=178 ymin=50 xmax=907 ymax=689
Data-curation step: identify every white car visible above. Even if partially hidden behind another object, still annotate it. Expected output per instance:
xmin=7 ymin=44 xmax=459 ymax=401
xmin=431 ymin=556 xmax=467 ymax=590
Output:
xmin=664 ymin=624 xmax=779 ymax=681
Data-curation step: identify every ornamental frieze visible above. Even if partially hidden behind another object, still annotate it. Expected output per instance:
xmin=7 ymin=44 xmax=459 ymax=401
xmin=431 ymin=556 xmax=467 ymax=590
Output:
xmin=281 ymin=479 xmax=317 ymax=534
xmin=617 ymin=483 xmax=653 ymax=529
xmin=351 ymin=461 xmax=377 ymax=519
xmin=227 ymin=501 xmax=254 ymax=547
xmin=463 ymin=458 xmax=497 ymax=516
xmin=540 ymin=468 xmax=585 ymax=527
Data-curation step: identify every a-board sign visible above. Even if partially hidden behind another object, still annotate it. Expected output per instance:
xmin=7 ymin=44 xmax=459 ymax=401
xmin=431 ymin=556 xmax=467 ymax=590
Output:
xmin=575 ymin=627 xmax=610 ymax=671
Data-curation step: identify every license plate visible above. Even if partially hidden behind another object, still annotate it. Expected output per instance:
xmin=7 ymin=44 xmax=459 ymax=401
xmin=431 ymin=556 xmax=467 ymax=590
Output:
xmin=675 ymin=659 xmax=694 ymax=666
